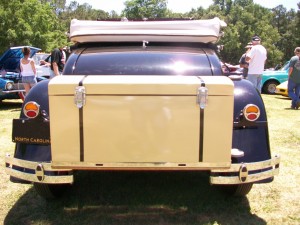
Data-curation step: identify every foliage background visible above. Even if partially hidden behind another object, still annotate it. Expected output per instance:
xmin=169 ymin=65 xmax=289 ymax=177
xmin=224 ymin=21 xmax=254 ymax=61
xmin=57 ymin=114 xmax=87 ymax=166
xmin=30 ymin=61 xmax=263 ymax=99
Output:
xmin=0 ymin=0 xmax=299 ymax=67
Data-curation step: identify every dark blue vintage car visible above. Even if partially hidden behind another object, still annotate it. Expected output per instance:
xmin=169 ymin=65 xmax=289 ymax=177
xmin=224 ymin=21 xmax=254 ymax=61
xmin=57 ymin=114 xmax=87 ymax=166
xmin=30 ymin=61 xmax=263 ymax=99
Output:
xmin=0 ymin=46 xmax=45 ymax=102
xmin=5 ymin=18 xmax=280 ymax=199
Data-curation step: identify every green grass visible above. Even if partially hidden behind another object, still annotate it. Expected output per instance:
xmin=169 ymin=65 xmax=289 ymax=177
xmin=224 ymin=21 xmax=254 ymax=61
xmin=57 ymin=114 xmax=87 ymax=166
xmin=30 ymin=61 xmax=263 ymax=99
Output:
xmin=0 ymin=95 xmax=299 ymax=225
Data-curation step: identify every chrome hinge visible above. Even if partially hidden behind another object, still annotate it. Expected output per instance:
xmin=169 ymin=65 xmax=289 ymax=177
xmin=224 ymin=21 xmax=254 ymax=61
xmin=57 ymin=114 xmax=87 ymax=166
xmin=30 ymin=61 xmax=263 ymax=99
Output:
xmin=197 ymin=86 xmax=208 ymax=109
xmin=74 ymin=86 xmax=86 ymax=108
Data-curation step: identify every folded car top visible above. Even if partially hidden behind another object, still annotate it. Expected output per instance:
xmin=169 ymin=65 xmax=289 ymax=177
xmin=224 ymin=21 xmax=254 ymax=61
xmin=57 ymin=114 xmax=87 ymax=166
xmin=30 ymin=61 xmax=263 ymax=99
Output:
xmin=69 ymin=17 xmax=227 ymax=44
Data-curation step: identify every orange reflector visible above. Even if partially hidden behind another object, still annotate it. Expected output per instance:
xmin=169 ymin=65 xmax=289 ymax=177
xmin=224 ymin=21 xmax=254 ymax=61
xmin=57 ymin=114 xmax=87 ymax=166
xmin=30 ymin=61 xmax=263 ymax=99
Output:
xmin=245 ymin=105 xmax=259 ymax=113
xmin=23 ymin=101 xmax=40 ymax=118
xmin=243 ymin=104 xmax=260 ymax=122
xmin=24 ymin=102 xmax=39 ymax=111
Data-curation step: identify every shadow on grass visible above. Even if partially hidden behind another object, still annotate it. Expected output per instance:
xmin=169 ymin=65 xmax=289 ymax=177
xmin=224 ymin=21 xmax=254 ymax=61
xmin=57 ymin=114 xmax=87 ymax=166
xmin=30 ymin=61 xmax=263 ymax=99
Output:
xmin=275 ymin=96 xmax=290 ymax=100
xmin=0 ymin=100 xmax=22 ymax=111
xmin=5 ymin=171 xmax=266 ymax=225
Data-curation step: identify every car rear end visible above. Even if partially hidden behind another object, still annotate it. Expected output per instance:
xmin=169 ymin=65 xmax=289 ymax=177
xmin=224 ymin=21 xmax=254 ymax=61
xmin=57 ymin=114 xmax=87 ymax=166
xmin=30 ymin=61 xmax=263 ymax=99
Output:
xmin=5 ymin=18 xmax=280 ymax=198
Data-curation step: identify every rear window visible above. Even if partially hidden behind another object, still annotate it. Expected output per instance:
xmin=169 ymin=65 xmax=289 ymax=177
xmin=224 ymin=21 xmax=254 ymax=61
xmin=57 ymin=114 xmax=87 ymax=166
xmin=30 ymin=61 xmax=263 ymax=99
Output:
xmin=72 ymin=51 xmax=213 ymax=76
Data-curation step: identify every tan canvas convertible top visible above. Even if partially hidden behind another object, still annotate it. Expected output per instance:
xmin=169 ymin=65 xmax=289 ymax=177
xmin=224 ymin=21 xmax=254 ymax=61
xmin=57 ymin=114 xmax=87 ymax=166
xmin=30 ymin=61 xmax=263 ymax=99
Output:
xmin=69 ymin=17 xmax=227 ymax=43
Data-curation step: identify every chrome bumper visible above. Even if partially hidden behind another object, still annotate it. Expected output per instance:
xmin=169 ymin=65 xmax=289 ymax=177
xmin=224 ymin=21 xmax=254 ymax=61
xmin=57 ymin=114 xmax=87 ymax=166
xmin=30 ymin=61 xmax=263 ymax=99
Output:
xmin=5 ymin=154 xmax=280 ymax=185
xmin=210 ymin=155 xmax=280 ymax=184
xmin=2 ymin=89 xmax=25 ymax=93
xmin=5 ymin=155 xmax=73 ymax=184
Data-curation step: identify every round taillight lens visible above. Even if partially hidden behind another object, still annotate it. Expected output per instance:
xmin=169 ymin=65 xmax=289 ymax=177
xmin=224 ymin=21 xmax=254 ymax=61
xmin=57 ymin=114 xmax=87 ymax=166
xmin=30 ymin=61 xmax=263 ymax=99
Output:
xmin=23 ymin=101 xmax=40 ymax=118
xmin=243 ymin=104 xmax=260 ymax=122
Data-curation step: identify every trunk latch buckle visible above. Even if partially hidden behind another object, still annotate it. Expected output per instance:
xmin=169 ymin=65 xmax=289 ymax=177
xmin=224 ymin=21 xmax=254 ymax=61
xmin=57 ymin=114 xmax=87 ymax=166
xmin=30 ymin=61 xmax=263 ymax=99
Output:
xmin=197 ymin=86 xmax=208 ymax=109
xmin=74 ymin=86 xmax=86 ymax=108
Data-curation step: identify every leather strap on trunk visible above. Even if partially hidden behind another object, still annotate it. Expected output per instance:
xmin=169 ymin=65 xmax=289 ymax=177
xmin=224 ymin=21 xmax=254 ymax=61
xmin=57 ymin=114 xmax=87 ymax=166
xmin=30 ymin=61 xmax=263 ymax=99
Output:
xmin=197 ymin=76 xmax=205 ymax=162
xmin=78 ymin=75 xmax=88 ymax=162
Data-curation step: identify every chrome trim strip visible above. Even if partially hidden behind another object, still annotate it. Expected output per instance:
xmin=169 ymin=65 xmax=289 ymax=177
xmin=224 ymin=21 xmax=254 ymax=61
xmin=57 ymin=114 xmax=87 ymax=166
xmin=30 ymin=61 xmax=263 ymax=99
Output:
xmin=210 ymin=167 xmax=279 ymax=184
xmin=6 ymin=156 xmax=71 ymax=171
xmin=210 ymin=155 xmax=280 ymax=184
xmin=5 ymin=167 xmax=73 ymax=184
xmin=2 ymin=89 xmax=25 ymax=93
xmin=211 ymin=155 xmax=280 ymax=172
xmin=51 ymin=161 xmax=231 ymax=169
xmin=5 ymin=155 xmax=73 ymax=184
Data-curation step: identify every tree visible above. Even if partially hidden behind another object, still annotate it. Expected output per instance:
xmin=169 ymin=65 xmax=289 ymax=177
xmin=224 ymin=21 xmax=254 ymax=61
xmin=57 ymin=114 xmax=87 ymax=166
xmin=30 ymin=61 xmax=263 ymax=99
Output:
xmin=122 ymin=0 xmax=168 ymax=19
xmin=40 ymin=0 xmax=67 ymax=15
xmin=212 ymin=0 xmax=234 ymax=15
xmin=0 ymin=0 xmax=66 ymax=53
xmin=217 ymin=1 xmax=282 ymax=66
xmin=186 ymin=7 xmax=206 ymax=19
xmin=272 ymin=5 xmax=299 ymax=61
xmin=58 ymin=1 xmax=109 ymax=32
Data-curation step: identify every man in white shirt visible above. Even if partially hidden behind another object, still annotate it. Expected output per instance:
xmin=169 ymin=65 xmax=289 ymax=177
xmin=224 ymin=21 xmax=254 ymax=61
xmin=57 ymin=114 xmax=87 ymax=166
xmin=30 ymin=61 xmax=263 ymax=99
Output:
xmin=246 ymin=36 xmax=267 ymax=93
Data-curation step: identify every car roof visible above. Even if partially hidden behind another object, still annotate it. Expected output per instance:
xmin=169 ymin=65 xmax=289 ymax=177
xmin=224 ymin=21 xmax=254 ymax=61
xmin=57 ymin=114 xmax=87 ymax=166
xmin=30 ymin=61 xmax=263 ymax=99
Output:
xmin=64 ymin=43 xmax=222 ymax=76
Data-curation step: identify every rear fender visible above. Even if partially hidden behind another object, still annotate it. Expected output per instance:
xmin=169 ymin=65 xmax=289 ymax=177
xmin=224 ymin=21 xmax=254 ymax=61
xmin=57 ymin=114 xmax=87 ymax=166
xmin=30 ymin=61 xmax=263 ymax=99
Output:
xmin=231 ymin=78 xmax=271 ymax=163
xmin=36 ymin=76 xmax=48 ymax=82
xmin=14 ymin=79 xmax=51 ymax=162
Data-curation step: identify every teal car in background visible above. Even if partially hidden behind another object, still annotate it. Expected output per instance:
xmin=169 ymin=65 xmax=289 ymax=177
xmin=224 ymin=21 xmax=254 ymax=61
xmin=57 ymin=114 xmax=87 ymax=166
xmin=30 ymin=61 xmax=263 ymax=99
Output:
xmin=262 ymin=61 xmax=289 ymax=94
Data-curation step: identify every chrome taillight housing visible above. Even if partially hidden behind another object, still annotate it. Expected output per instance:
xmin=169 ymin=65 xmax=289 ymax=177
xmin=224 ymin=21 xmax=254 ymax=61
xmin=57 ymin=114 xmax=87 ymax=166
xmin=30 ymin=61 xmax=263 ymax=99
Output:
xmin=243 ymin=104 xmax=260 ymax=121
xmin=23 ymin=101 xmax=40 ymax=118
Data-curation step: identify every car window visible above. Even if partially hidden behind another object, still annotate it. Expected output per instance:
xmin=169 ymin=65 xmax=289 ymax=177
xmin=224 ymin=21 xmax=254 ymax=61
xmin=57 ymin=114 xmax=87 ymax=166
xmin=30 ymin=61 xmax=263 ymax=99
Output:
xmin=73 ymin=51 xmax=213 ymax=76
xmin=32 ymin=53 xmax=50 ymax=65
xmin=279 ymin=61 xmax=290 ymax=71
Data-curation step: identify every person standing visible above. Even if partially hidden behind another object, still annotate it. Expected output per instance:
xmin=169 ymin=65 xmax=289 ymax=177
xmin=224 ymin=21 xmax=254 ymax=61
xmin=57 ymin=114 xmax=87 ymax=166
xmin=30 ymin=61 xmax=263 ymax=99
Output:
xmin=246 ymin=36 xmax=267 ymax=93
xmin=239 ymin=42 xmax=252 ymax=79
xmin=287 ymin=47 xmax=300 ymax=109
xmin=50 ymin=46 xmax=64 ymax=77
xmin=20 ymin=47 xmax=37 ymax=94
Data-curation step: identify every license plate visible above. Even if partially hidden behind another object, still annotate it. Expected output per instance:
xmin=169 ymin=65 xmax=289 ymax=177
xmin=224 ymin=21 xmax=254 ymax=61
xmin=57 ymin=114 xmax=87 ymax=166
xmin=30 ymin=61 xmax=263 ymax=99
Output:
xmin=12 ymin=119 xmax=50 ymax=145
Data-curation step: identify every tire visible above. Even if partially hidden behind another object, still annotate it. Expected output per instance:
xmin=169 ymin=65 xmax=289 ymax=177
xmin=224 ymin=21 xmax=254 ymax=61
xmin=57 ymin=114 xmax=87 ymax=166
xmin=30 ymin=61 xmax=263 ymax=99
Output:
xmin=18 ymin=91 xmax=26 ymax=101
xmin=218 ymin=183 xmax=253 ymax=196
xmin=263 ymin=80 xmax=279 ymax=94
xmin=33 ymin=183 xmax=71 ymax=199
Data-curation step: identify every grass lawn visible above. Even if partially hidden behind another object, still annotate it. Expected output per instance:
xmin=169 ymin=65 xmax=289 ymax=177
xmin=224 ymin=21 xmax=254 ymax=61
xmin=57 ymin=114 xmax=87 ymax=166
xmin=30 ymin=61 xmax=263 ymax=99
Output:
xmin=0 ymin=95 xmax=299 ymax=225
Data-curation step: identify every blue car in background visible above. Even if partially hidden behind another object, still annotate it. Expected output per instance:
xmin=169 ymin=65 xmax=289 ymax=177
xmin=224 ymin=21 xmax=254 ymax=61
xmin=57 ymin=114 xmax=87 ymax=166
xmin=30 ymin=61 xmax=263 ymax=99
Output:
xmin=0 ymin=46 xmax=46 ymax=102
xmin=262 ymin=61 xmax=289 ymax=94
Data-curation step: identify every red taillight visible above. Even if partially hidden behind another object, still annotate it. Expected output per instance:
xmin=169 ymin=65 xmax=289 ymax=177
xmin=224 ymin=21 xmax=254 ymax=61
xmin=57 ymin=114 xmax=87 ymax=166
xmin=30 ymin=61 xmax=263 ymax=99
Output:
xmin=23 ymin=101 xmax=40 ymax=118
xmin=243 ymin=104 xmax=260 ymax=121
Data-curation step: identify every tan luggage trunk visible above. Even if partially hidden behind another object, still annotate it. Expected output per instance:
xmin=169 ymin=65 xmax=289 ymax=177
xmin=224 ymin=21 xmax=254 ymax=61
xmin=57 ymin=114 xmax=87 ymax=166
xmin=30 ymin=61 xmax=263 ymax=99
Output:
xmin=48 ymin=75 xmax=234 ymax=169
